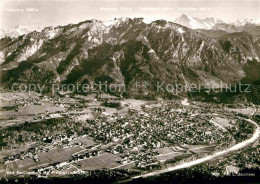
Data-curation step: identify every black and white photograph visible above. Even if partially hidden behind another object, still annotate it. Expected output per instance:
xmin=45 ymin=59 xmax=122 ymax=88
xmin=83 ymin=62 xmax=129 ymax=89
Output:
xmin=0 ymin=0 xmax=260 ymax=183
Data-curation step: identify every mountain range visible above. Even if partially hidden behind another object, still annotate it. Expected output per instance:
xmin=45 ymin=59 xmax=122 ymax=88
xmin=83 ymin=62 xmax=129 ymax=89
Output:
xmin=2 ymin=15 xmax=260 ymax=39
xmin=0 ymin=17 xmax=260 ymax=101
xmin=174 ymin=14 xmax=260 ymax=36
xmin=0 ymin=25 xmax=44 ymax=39
xmin=174 ymin=14 xmax=226 ymax=30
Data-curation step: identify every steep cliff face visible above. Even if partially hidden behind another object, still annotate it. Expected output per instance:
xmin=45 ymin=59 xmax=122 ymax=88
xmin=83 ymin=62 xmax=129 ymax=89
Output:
xmin=0 ymin=18 xmax=260 ymax=99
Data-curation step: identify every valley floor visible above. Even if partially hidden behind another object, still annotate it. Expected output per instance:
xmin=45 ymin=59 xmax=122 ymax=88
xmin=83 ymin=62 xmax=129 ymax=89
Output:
xmin=0 ymin=91 xmax=259 ymax=181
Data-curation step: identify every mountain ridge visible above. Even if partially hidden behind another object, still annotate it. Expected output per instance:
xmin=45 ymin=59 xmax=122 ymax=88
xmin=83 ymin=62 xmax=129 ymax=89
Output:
xmin=1 ymin=17 xmax=260 ymax=100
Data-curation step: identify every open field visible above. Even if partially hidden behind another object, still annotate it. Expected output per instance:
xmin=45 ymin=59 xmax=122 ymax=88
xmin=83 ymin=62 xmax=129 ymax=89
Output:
xmin=70 ymin=136 xmax=96 ymax=146
xmin=76 ymin=153 xmax=121 ymax=170
xmin=4 ymin=146 xmax=83 ymax=171
xmin=0 ymin=143 xmax=37 ymax=159
xmin=213 ymin=117 xmax=233 ymax=128
xmin=227 ymin=107 xmax=255 ymax=115
xmin=184 ymin=145 xmax=216 ymax=153
xmin=155 ymin=152 xmax=184 ymax=161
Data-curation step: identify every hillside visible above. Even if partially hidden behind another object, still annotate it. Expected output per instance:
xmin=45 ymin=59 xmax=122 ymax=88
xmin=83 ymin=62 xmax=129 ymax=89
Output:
xmin=0 ymin=18 xmax=260 ymax=100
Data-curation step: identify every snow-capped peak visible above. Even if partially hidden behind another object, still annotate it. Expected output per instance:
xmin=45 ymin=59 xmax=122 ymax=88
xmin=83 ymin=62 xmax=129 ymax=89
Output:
xmin=174 ymin=14 xmax=225 ymax=30
xmin=103 ymin=17 xmax=130 ymax=27
xmin=142 ymin=18 xmax=153 ymax=24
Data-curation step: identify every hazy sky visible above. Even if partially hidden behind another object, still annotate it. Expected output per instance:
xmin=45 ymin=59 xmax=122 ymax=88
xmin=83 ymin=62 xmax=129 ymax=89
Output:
xmin=0 ymin=0 xmax=259 ymax=27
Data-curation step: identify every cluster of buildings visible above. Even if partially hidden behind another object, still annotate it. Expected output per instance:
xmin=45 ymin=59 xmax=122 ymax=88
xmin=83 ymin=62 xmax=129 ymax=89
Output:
xmin=86 ymin=101 xmax=232 ymax=168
